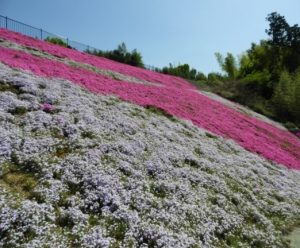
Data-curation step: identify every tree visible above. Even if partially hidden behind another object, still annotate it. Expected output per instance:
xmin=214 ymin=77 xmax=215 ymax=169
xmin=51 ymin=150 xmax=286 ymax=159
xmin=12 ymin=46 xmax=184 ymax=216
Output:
xmin=45 ymin=37 xmax=72 ymax=48
xmin=215 ymin=52 xmax=238 ymax=79
xmin=224 ymin=53 xmax=238 ymax=79
xmin=291 ymin=69 xmax=300 ymax=123
xmin=266 ymin=12 xmax=290 ymax=46
xmin=128 ymin=49 xmax=144 ymax=67
xmin=215 ymin=52 xmax=224 ymax=71
xmin=87 ymin=42 xmax=144 ymax=68
xmin=190 ymin=68 xmax=197 ymax=80
xmin=207 ymin=72 xmax=224 ymax=82
xmin=160 ymin=63 xmax=204 ymax=80
xmin=195 ymin=71 xmax=207 ymax=81
xmin=272 ymin=71 xmax=295 ymax=119
xmin=266 ymin=12 xmax=300 ymax=72
xmin=117 ymin=42 xmax=128 ymax=56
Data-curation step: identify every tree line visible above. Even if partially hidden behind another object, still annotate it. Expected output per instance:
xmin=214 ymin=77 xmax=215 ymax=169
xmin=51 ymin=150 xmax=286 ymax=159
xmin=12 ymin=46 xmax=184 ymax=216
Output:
xmin=86 ymin=42 xmax=144 ymax=68
xmin=209 ymin=12 xmax=300 ymax=130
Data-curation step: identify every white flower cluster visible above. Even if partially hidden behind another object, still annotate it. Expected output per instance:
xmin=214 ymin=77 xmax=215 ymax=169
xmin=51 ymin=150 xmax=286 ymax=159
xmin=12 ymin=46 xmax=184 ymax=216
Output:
xmin=0 ymin=63 xmax=299 ymax=247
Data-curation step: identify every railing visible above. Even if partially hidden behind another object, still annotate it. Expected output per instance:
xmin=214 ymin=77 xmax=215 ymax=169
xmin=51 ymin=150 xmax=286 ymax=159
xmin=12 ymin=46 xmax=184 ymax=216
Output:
xmin=0 ymin=15 xmax=101 ymax=52
xmin=0 ymin=15 xmax=158 ymax=70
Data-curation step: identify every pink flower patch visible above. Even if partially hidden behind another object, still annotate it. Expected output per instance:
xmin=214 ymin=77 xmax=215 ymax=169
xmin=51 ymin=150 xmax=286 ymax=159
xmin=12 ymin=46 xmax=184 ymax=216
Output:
xmin=41 ymin=103 xmax=53 ymax=113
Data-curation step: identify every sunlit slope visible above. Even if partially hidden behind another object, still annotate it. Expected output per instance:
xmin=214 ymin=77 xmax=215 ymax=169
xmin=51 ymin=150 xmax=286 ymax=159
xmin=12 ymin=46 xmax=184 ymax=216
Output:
xmin=0 ymin=63 xmax=299 ymax=247
xmin=0 ymin=29 xmax=300 ymax=247
xmin=0 ymin=29 xmax=299 ymax=170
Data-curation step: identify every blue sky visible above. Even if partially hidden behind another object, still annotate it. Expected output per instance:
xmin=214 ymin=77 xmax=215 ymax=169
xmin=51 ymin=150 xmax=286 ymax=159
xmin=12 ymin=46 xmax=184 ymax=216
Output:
xmin=1 ymin=0 xmax=300 ymax=74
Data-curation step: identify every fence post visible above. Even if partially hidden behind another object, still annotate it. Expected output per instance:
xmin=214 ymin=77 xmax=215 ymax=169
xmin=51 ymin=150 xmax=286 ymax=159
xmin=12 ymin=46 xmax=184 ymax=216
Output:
xmin=5 ymin=16 xmax=8 ymax=29
xmin=40 ymin=29 xmax=43 ymax=40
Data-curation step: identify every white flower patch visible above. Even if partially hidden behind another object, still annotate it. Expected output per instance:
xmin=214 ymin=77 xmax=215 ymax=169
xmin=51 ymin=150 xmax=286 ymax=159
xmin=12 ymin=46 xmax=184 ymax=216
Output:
xmin=0 ymin=62 xmax=299 ymax=247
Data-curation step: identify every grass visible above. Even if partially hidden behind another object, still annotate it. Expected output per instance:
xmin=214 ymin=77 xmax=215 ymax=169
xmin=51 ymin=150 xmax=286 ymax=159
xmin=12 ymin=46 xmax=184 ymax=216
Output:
xmin=55 ymin=145 xmax=73 ymax=158
xmin=0 ymin=80 xmax=23 ymax=94
xmin=145 ymin=106 xmax=178 ymax=122
xmin=182 ymin=129 xmax=194 ymax=138
xmin=56 ymin=212 xmax=75 ymax=229
xmin=10 ymin=153 xmax=42 ymax=174
xmin=284 ymin=223 xmax=300 ymax=248
xmin=9 ymin=106 xmax=28 ymax=115
xmin=51 ymin=127 xmax=65 ymax=139
xmin=88 ymin=215 xmax=101 ymax=226
xmin=149 ymin=182 xmax=167 ymax=198
xmin=194 ymin=147 xmax=203 ymax=156
xmin=81 ymin=130 xmax=96 ymax=139
xmin=108 ymin=220 xmax=128 ymax=241
xmin=129 ymin=108 xmax=145 ymax=119
xmin=184 ymin=158 xmax=199 ymax=168
xmin=106 ymin=97 xmax=121 ymax=106
xmin=101 ymin=154 xmax=117 ymax=165
xmin=0 ymin=160 xmax=42 ymax=202
xmin=1 ymin=171 xmax=37 ymax=198
xmin=205 ymin=132 xmax=218 ymax=139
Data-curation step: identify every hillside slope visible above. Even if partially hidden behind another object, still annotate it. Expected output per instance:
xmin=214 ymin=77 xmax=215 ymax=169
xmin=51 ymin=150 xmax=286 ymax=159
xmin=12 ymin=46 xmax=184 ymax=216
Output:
xmin=0 ymin=29 xmax=300 ymax=247
xmin=0 ymin=29 xmax=299 ymax=170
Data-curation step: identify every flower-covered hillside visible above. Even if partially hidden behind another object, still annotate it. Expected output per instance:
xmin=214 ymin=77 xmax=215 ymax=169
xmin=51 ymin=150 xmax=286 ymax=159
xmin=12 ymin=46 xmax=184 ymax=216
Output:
xmin=0 ymin=28 xmax=191 ymax=89
xmin=0 ymin=63 xmax=300 ymax=247
xmin=0 ymin=29 xmax=299 ymax=170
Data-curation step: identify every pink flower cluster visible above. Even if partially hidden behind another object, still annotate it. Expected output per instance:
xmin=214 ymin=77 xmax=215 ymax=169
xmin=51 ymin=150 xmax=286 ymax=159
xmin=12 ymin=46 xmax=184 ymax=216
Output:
xmin=0 ymin=29 xmax=299 ymax=170
xmin=0 ymin=28 xmax=192 ymax=90
xmin=41 ymin=103 xmax=53 ymax=113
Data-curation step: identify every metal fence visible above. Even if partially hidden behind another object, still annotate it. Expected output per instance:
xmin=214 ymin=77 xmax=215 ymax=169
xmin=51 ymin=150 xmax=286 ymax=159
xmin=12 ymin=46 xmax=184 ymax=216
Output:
xmin=0 ymin=15 xmax=157 ymax=70
xmin=0 ymin=15 xmax=101 ymax=52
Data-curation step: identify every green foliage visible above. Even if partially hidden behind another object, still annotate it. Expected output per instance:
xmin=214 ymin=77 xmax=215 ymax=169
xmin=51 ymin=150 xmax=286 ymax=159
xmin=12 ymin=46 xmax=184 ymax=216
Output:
xmin=195 ymin=71 xmax=207 ymax=81
xmin=106 ymin=217 xmax=128 ymax=241
xmin=272 ymin=71 xmax=293 ymax=117
xmin=44 ymin=37 xmax=72 ymax=48
xmin=159 ymin=63 xmax=207 ymax=81
xmin=266 ymin=12 xmax=290 ymax=46
xmin=81 ymin=130 xmax=96 ymax=139
xmin=215 ymin=52 xmax=238 ymax=79
xmin=0 ymin=168 xmax=38 ymax=199
xmin=9 ymin=106 xmax=28 ymax=115
xmin=3 ymin=172 xmax=37 ymax=192
xmin=207 ymin=72 xmax=224 ymax=82
xmin=0 ymin=80 xmax=23 ymax=94
xmin=241 ymin=70 xmax=272 ymax=98
xmin=238 ymin=41 xmax=274 ymax=78
xmin=266 ymin=12 xmax=300 ymax=72
xmin=266 ymin=12 xmax=300 ymax=48
xmin=272 ymin=70 xmax=300 ymax=124
xmin=56 ymin=211 xmax=75 ymax=229
xmin=87 ymin=42 xmax=144 ymax=68
xmin=145 ymin=106 xmax=177 ymax=121
xmin=208 ymin=12 xmax=300 ymax=129
xmin=294 ymin=71 xmax=300 ymax=120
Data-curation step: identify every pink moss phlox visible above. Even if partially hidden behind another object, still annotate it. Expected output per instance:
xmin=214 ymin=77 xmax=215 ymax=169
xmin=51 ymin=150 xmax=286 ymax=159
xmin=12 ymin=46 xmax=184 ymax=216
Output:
xmin=0 ymin=29 xmax=299 ymax=170
xmin=41 ymin=102 xmax=53 ymax=113
xmin=0 ymin=28 xmax=194 ymax=90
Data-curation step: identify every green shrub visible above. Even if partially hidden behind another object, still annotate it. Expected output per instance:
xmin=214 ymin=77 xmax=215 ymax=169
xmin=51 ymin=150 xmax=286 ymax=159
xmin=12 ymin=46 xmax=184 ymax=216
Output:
xmin=45 ymin=37 xmax=72 ymax=48
xmin=272 ymin=70 xmax=300 ymax=125
xmin=86 ymin=42 xmax=144 ymax=68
